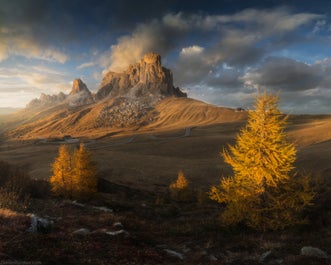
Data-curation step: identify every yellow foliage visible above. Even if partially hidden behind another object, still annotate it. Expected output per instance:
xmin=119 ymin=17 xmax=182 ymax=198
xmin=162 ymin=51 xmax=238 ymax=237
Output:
xmin=170 ymin=170 xmax=189 ymax=190
xmin=50 ymin=143 xmax=97 ymax=199
xmin=50 ymin=145 xmax=74 ymax=198
xmin=73 ymin=143 xmax=97 ymax=198
xmin=169 ymin=170 xmax=191 ymax=201
xmin=210 ymin=91 xmax=314 ymax=230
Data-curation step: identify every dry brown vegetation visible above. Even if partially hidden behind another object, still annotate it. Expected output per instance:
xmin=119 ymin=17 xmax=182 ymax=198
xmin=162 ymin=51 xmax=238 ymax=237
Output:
xmin=0 ymin=98 xmax=330 ymax=264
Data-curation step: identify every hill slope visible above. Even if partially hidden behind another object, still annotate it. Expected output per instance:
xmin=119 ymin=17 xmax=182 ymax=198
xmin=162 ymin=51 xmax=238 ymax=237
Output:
xmin=6 ymin=97 xmax=247 ymax=139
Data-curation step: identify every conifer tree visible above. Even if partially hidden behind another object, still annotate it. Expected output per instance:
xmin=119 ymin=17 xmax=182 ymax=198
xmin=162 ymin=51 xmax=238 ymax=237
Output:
xmin=170 ymin=170 xmax=189 ymax=190
xmin=50 ymin=145 xmax=74 ymax=198
xmin=72 ymin=143 xmax=97 ymax=198
xmin=210 ymin=91 xmax=314 ymax=230
xmin=169 ymin=170 xmax=190 ymax=201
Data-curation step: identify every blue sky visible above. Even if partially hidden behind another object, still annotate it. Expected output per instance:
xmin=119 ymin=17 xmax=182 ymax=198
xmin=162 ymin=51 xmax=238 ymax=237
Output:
xmin=1 ymin=0 xmax=331 ymax=113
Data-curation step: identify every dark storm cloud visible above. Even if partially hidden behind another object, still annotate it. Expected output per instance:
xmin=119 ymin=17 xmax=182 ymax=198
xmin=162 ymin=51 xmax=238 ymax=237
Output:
xmin=105 ymin=7 xmax=322 ymax=73
xmin=243 ymin=57 xmax=331 ymax=92
xmin=1 ymin=0 xmax=331 ymax=113
xmin=206 ymin=69 xmax=245 ymax=90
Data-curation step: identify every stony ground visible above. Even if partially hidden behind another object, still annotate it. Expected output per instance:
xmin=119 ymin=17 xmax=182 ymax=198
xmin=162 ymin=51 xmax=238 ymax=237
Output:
xmin=0 ymin=182 xmax=330 ymax=265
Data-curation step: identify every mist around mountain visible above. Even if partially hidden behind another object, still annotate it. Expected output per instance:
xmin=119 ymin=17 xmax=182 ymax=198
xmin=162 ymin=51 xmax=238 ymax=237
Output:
xmin=0 ymin=107 xmax=22 ymax=115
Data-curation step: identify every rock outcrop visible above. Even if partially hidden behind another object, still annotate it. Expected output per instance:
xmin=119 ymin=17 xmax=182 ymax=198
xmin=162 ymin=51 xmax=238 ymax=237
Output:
xmin=69 ymin=79 xmax=91 ymax=96
xmin=23 ymin=53 xmax=188 ymax=130
xmin=95 ymin=52 xmax=186 ymax=101
xmin=68 ymin=79 xmax=93 ymax=106
xmin=26 ymin=79 xmax=93 ymax=108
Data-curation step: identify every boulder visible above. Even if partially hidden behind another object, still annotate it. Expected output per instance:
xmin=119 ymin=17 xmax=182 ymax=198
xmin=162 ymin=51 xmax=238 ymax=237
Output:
xmin=163 ymin=249 xmax=184 ymax=260
xmin=73 ymin=228 xmax=90 ymax=235
xmin=300 ymin=246 xmax=328 ymax=259
xmin=27 ymin=214 xmax=54 ymax=233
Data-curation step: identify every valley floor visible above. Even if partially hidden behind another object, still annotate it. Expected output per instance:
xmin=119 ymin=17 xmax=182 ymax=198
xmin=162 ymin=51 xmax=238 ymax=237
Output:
xmin=0 ymin=117 xmax=331 ymax=264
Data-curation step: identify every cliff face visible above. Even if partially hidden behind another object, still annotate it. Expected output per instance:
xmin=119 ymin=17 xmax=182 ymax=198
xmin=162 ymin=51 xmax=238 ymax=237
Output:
xmin=26 ymin=53 xmax=186 ymax=109
xmin=70 ymin=79 xmax=91 ymax=96
xmin=68 ymin=79 xmax=93 ymax=106
xmin=95 ymin=52 xmax=186 ymax=100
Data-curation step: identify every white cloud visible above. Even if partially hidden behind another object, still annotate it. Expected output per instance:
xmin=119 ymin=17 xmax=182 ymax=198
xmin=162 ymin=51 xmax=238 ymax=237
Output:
xmin=0 ymin=65 xmax=72 ymax=107
xmin=180 ymin=45 xmax=204 ymax=57
xmin=106 ymin=20 xmax=163 ymax=72
xmin=77 ymin=61 xmax=95 ymax=70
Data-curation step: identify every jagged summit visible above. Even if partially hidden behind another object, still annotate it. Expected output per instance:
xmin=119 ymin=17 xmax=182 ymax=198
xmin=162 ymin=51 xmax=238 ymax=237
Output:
xmin=26 ymin=92 xmax=67 ymax=109
xmin=20 ymin=53 xmax=196 ymax=136
xmin=70 ymin=79 xmax=91 ymax=96
xmin=27 ymin=78 xmax=93 ymax=108
xmin=96 ymin=52 xmax=186 ymax=100
xmin=26 ymin=53 xmax=186 ymax=110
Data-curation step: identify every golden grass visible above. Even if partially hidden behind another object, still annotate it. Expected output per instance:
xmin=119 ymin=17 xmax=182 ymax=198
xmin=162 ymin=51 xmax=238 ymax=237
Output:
xmin=0 ymin=98 xmax=330 ymax=192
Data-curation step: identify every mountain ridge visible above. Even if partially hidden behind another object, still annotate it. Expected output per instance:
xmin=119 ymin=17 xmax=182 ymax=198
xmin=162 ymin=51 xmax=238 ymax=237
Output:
xmin=6 ymin=53 xmax=247 ymax=139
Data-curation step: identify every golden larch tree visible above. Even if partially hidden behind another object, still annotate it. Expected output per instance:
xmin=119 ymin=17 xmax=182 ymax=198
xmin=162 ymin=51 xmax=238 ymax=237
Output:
xmin=50 ymin=145 xmax=74 ymax=198
xmin=210 ymin=91 xmax=314 ymax=230
xmin=169 ymin=170 xmax=190 ymax=201
xmin=72 ymin=143 xmax=97 ymax=198
xmin=170 ymin=170 xmax=189 ymax=190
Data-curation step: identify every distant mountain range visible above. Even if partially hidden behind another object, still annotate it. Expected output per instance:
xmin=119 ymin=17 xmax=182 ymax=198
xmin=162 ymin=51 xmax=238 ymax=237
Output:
xmin=5 ymin=53 xmax=247 ymax=139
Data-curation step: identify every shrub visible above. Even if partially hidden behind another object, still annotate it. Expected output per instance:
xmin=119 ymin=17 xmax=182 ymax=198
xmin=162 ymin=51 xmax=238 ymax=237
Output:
xmin=0 ymin=187 xmax=30 ymax=212
xmin=0 ymin=161 xmax=32 ymax=211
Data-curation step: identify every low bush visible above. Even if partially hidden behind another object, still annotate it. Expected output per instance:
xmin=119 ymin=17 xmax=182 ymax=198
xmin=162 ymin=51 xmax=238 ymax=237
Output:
xmin=0 ymin=160 xmax=50 ymax=211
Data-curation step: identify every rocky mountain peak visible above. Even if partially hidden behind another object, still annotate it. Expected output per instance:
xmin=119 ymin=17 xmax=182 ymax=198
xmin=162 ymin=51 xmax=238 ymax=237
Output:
xmin=143 ymin=52 xmax=161 ymax=65
xmin=70 ymin=79 xmax=91 ymax=95
xmin=26 ymin=79 xmax=93 ymax=109
xmin=95 ymin=53 xmax=186 ymax=100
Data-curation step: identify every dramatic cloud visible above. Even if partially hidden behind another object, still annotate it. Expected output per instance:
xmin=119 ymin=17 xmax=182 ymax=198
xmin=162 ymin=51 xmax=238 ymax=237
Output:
xmin=1 ymin=1 xmax=330 ymax=113
xmin=242 ymin=57 xmax=331 ymax=92
xmin=105 ymin=8 xmax=322 ymax=81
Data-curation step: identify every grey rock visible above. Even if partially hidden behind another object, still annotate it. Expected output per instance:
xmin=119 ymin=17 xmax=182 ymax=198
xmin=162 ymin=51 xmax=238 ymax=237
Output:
xmin=27 ymin=214 xmax=54 ymax=233
xmin=113 ymin=222 xmax=124 ymax=229
xmin=91 ymin=228 xmax=108 ymax=234
xmin=259 ymin=250 xmax=273 ymax=263
xmin=209 ymin=254 xmax=218 ymax=261
xmin=105 ymin=229 xmax=128 ymax=236
xmin=73 ymin=228 xmax=90 ymax=235
xmin=300 ymin=246 xmax=328 ymax=259
xmin=92 ymin=206 xmax=113 ymax=213
xmin=164 ymin=249 xmax=184 ymax=260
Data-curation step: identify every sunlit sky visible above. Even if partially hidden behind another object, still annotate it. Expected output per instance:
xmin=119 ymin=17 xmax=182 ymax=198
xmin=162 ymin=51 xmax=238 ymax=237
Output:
xmin=1 ymin=0 xmax=331 ymax=113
